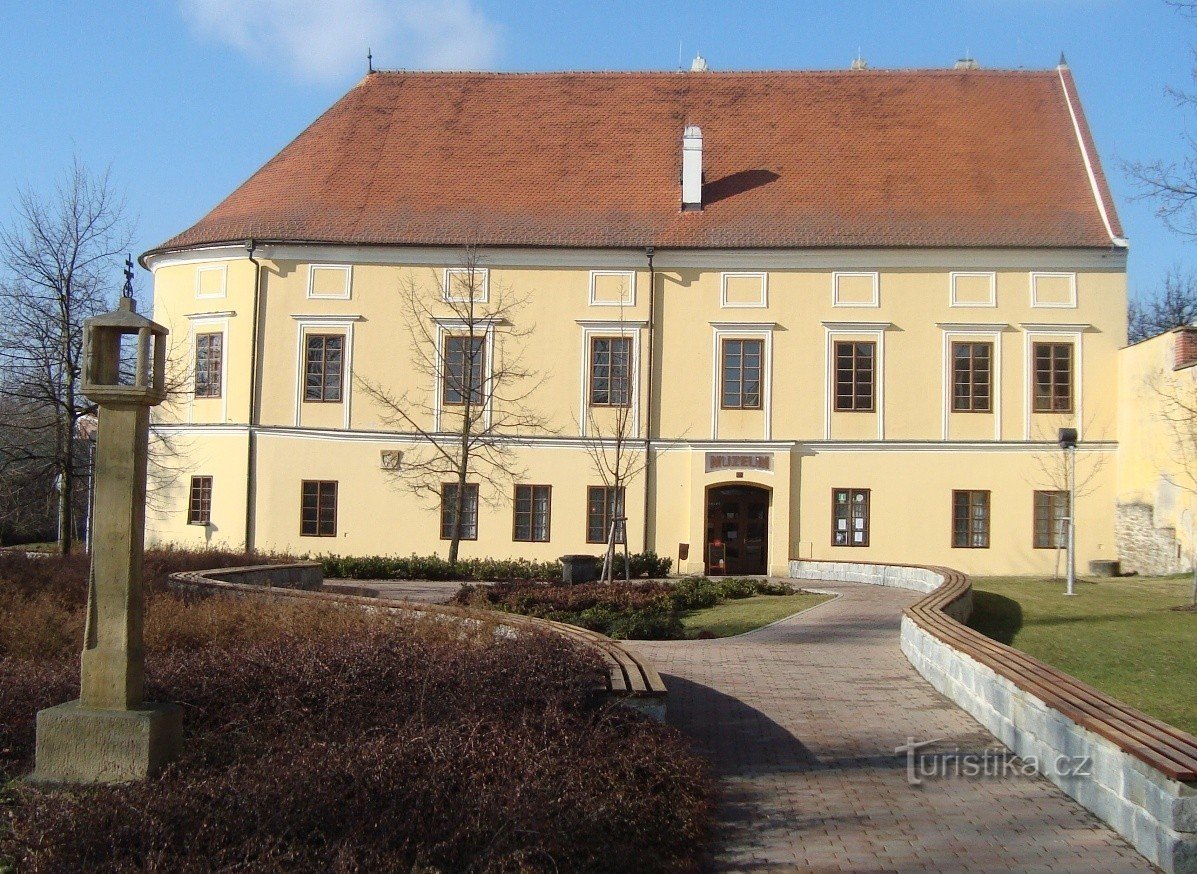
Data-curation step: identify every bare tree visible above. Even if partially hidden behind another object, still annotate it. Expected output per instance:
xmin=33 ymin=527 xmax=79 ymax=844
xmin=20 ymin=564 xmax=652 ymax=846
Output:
xmin=355 ymin=247 xmax=549 ymax=564
xmin=578 ymin=300 xmax=645 ymax=582
xmin=0 ymin=161 xmax=132 ymax=554
xmin=1129 ymin=268 xmax=1197 ymax=343
xmin=1126 ymin=2 xmax=1197 ymax=240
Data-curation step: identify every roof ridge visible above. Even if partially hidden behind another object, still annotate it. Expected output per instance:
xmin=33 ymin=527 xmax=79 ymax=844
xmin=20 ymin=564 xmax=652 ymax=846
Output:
xmin=361 ymin=67 xmax=1060 ymax=78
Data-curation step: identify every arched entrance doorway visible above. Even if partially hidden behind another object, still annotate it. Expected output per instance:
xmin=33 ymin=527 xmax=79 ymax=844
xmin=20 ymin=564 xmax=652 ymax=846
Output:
xmin=705 ymin=484 xmax=770 ymax=576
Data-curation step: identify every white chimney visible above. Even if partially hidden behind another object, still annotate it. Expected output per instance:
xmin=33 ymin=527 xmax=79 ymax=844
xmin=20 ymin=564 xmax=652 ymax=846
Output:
xmin=690 ymin=54 xmax=709 ymax=72
xmin=682 ymin=125 xmax=703 ymax=211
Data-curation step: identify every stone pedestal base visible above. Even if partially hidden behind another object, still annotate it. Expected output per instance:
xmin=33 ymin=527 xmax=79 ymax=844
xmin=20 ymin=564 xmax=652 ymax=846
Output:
xmin=32 ymin=700 xmax=181 ymax=784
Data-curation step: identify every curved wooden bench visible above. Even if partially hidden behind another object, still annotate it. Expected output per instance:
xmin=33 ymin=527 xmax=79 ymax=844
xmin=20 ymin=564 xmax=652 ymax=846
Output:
xmin=905 ymin=564 xmax=1197 ymax=783
xmin=168 ymin=564 xmax=666 ymax=710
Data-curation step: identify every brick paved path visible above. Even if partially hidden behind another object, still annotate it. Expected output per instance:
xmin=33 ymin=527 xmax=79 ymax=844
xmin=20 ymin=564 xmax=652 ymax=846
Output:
xmin=636 ymin=582 xmax=1153 ymax=872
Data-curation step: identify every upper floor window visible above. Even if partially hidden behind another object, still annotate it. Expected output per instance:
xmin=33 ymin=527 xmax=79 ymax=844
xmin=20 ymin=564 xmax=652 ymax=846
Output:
xmin=587 ymin=485 xmax=625 ymax=544
xmin=832 ymin=487 xmax=870 ymax=547
xmin=194 ymin=332 xmax=223 ymax=399
xmin=834 ymin=341 xmax=875 ymax=412
xmin=1032 ymin=343 xmax=1073 ymax=413
xmin=300 ymin=480 xmax=337 ymax=537
xmin=1033 ymin=490 xmax=1068 ymax=549
xmin=188 ymin=476 xmax=212 ymax=525
xmin=721 ymin=338 xmax=763 ymax=410
xmin=513 ymin=484 xmax=551 ymax=542
xmin=441 ymin=482 xmax=479 ymax=540
xmin=952 ymin=490 xmax=990 ymax=548
xmin=304 ymin=334 xmax=344 ymax=403
xmin=442 ymin=336 xmax=485 ymax=406
xmin=952 ymin=342 xmax=992 ymax=413
xmin=589 ymin=337 xmax=631 ymax=407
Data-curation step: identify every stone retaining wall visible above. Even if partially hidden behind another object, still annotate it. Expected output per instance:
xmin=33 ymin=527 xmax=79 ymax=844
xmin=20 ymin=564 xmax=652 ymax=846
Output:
xmin=790 ymin=559 xmax=1197 ymax=874
xmin=1117 ymin=501 xmax=1186 ymax=576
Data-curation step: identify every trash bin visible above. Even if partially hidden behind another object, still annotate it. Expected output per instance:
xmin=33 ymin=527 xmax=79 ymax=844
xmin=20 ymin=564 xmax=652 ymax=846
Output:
xmin=559 ymin=554 xmax=599 ymax=585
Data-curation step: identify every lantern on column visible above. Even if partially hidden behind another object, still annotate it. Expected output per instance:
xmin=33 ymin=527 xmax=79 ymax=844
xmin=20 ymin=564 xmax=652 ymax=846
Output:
xmin=33 ymin=291 xmax=179 ymax=784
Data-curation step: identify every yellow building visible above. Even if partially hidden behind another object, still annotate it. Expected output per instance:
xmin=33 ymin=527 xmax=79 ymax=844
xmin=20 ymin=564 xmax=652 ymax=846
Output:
xmin=1116 ymin=327 xmax=1197 ymax=574
xmin=142 ymin=64 xmax=1130 ymax=576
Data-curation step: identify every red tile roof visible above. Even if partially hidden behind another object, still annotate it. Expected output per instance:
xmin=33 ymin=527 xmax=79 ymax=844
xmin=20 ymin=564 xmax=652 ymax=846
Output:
xmin=146 ymin=67 xmax=1124 ymax=258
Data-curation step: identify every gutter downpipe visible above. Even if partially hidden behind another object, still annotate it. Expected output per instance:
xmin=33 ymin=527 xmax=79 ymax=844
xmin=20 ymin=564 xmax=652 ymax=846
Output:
xmin=642 ymin=246 xmax=656 ymax=554
xmin=244 ymin=239 xmax=263 ymax=554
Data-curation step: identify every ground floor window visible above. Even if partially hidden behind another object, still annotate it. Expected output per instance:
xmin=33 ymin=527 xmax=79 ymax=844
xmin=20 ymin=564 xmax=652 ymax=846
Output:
xmin=832 ymin=488 xmax=869 ymax=546
xmin=300 ymin=480 xmax=337 ymax=537
xmin=952 ymin=490 xmax=990 ymax=548
xmin=1033 ymin=490 xmax=1069 ymax=548
xmin=441 ymin=482 xmax=479 ymax=540
xmin=587 ymin=486 xmax=625 ymax=544
xmin=513 ymin=484 xmax=551 ymax=542
xmin=188 ymin=476 xmax=212 ymax=525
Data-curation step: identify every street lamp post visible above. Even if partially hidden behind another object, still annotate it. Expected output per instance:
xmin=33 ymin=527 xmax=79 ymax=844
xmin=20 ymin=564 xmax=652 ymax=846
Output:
xmin=1059 ymin=428 xmax=1078 ymax=597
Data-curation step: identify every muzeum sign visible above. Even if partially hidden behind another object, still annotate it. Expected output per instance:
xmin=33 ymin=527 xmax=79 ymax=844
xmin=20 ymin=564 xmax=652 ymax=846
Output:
xmin=704 ymin=452 xmax=774 ymax=474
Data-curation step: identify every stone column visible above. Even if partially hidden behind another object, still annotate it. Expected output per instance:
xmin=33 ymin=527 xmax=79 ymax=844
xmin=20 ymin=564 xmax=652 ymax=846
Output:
xmin=33 ymin=297 xmax=180 ymax=784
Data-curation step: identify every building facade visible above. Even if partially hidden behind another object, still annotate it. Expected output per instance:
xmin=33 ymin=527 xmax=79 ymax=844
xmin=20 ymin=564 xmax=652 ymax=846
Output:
xmin=143 ymin=65 xmax=1128 ymax=576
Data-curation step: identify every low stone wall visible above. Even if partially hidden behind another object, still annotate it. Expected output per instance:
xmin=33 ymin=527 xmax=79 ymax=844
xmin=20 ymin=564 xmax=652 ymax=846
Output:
xmin=1117 ymin=501 xmax=1186 ymax=576
xmin=204 ymin=562 xmax=324 ymax=591
xmin=168 ymin=564 xmax=667 ymax=721
xmin=790 ymin=558 xmax=1197 ymax=874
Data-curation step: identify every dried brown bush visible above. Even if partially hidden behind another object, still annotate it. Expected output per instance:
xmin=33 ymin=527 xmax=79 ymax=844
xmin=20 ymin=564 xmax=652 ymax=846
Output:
xmin=0 ymin=552 xmax=712 ymax=872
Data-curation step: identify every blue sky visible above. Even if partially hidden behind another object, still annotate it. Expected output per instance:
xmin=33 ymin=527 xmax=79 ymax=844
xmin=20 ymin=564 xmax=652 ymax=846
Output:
xmin=0 ymin=1 xmax=1192 ymax=300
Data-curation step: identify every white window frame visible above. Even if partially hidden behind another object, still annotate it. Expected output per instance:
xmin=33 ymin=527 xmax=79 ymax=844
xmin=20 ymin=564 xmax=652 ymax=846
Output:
xmin=432 ymin=316 xmax=500 ymax=432
xmin=709 ymin=321 xmax=778 ymax=440
xmin=822 ymin=321 xmax=892 ymax=440
xmin=832 ymin=271 xmax=880 ymax=308
xmin=195 ymin=263 xmax=227 ymax=300
xmin=307 ymin=264 xmax=353 ymax=300
xmin=291 ymin=314 xmax=363 ymax=429
xmin=949 ymin=271 xmax=997 ymax=308
xmin=443 ymin=267 xmax=490 ymax=304
xmin=186 ymin=313 xmax=231 ymax=425
xmin=1030 ymin=272 xmax=1078 ymax=309
xmin=720 ymin=272 xmax=768 ymax=309
xmin=938 ymin=322 xmax=1006 ymax=440
xmin=1020 ymin=322 xmax=1087 ymax=439
xmin=576 ymin=318 xmax=646 ymax=437
xmin=588 ymin=269 xmax=637 ymax=307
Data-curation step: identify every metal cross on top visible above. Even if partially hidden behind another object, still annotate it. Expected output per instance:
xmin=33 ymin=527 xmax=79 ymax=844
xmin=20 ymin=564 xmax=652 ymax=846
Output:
xmin=123 ymin=254 xmax=135 ymax=299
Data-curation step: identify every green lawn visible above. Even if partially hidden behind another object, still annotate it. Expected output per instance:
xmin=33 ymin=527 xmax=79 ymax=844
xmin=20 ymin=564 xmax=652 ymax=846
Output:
xmin=680 ymin=592 xmax=833 ymax=639
xmin=968 ymin=575 xmax=1197 ymax=735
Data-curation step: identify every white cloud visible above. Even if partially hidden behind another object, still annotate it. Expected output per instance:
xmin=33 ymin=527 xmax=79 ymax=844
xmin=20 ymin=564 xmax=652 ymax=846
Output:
xmin=179 ymin=0 xmax=501 ymax=82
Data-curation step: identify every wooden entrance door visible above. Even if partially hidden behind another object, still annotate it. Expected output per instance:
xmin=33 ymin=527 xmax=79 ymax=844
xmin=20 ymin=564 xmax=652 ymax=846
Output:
xmin=705 ymin=485 xmax=769 ymax=575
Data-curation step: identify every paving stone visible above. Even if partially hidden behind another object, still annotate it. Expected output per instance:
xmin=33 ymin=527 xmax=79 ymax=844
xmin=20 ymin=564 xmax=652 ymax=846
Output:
xmin=636 ymin=581 xmax=1154 ymax=872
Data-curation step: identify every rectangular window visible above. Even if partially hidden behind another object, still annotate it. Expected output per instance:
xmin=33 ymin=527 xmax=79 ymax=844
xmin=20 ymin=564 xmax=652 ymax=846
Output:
xmin=304 ymin=334 xmax=344 ymax=402
xmin=513 ymin=484 xmax=551 ymax=542
xmin=587 ymin=486 xmax=626 ymax=544
xmin=441 ymin=482 xmax=479 ymax=540
xmin=194 ymin=332 xmax=222 ymax=398
xmin=300 ymin=480 xmax=337 ymax=537
xmin=589 ymin=337 xmax=632 ymax=407
xmin=1033 ymin=490 xmax=1069 ymax=549
xmin=952 ymin=342 xmax=992 ymax=413
xmin=831 ymin=488 xmax=870 ymax=547
xmin=721 ymin=338 xmax=763 ymax=409
xmin=834 ymin=341 xmax=875 ymax=412
xmin=1032 ymin=343 xmax=1073 ymax=413
xmin=442 ymin=336 xmax=485 ymax=406
xmin=187 ymin=476 xmax=212 ymax=525
xmin=952 ymin=490 xmax=990 ymax=548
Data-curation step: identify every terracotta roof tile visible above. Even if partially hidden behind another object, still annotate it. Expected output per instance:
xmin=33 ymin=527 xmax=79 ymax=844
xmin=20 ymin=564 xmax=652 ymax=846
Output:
xmin=146 ymin=68 xmax=1123 ymax=257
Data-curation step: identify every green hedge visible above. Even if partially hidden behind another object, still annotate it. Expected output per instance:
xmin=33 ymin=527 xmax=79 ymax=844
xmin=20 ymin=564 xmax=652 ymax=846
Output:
xmin=455 ymin=576 xmax=790 ymax=640
xmin=318 ymin=551 xmax=672 ymax=582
